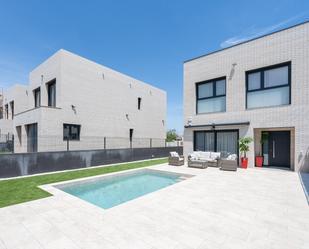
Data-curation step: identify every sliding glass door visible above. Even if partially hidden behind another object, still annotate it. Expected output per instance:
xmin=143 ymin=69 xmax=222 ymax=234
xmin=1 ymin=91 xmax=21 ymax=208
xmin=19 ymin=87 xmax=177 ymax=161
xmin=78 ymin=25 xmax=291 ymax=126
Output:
xmin=194 ymin=130 xmax=239 ymax=157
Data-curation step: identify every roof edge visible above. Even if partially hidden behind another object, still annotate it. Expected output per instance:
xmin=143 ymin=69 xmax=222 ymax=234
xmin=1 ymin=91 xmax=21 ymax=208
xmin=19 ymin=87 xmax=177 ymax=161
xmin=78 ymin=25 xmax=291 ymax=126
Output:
xmin=184 ymin=20 xmax=309 ymax=64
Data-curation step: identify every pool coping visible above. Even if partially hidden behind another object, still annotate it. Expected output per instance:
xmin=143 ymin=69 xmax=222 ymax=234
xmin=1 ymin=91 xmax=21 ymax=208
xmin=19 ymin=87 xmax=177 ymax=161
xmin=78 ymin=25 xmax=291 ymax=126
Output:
xmin=39 ymin=165 xmax=196 ymax=211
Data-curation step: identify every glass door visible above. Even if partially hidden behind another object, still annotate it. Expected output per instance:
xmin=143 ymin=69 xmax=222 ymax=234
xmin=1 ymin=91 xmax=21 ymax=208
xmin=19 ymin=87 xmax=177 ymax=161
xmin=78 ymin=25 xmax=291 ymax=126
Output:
xmin=194 ymin=130 xmax=238 ymax=157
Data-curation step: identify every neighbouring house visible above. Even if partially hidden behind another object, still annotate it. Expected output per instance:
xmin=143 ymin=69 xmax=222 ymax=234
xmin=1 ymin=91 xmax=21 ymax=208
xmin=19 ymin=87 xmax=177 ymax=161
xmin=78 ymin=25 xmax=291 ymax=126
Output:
xmin=183 ymin=21 xmax=309 ymax=172
xmin=0 ymin=49 xmax=166 ymax=153
xmin=0 ymin=85 xmax=28 ymax=137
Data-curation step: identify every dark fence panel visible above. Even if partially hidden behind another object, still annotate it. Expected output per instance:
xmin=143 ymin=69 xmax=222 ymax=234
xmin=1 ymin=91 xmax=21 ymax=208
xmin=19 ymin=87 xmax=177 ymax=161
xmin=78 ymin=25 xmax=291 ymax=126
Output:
xmin=0 ymin=146 xmax=183 ymax=178
xmin=0 ymin=134 xmax=14 ymax=154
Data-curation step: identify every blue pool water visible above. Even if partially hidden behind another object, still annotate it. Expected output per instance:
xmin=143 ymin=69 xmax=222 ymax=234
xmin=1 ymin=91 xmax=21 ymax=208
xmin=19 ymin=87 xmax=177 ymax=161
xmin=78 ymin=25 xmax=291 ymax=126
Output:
xmin=58 ymin=169 xmax=189 ymax=209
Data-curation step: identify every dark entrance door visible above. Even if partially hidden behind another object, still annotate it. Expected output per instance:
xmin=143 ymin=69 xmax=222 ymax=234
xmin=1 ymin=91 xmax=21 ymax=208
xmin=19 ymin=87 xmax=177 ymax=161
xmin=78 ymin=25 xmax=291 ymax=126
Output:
xmin=268 ymin=131 xmax=290 ymax=167
xmin=26 ymin=123 xmax=38 ymax=153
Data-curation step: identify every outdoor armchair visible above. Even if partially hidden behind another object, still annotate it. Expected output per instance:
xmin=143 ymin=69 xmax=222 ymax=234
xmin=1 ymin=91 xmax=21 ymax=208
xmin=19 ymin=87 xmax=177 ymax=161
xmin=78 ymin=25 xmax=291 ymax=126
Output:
xmin=219 ymin=154 xmax=238 ymax=171
xmin=168 ymin=151 xmax=185 ymax=166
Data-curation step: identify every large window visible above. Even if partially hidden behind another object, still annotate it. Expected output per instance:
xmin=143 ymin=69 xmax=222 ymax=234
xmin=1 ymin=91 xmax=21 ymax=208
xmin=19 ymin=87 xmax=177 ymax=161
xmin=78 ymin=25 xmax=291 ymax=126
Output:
xmin=10 ymin=101 xmax=14 ymax=119
xmin=63 ymin=124 xmax=81 ymax=141
xmin=47 ymin=79 xmax=56 ymax=107
xmin=194 ymin=130 xmax=239 ymax=157
xmin=196 ymin=77 xmax=226 ymax=114
xmin=246 ymin=62 xmax=291 ymax=109
xmin=33 ymin=87 xmax=41 ymax=108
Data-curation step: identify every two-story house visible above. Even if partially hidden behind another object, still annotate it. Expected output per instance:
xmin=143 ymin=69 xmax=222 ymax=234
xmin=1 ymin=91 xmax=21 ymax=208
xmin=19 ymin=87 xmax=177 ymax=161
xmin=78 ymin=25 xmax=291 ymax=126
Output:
xmin=183 ymin=21 xmax=309 ymax=172
xmin=1 ymin=49 xmax=167 ymax=153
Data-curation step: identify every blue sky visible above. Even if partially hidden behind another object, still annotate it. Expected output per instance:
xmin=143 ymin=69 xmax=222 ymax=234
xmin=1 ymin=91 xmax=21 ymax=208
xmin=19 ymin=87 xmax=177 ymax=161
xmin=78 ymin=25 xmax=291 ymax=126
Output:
xmin=0 ymin=0 xmax=308 ymax=134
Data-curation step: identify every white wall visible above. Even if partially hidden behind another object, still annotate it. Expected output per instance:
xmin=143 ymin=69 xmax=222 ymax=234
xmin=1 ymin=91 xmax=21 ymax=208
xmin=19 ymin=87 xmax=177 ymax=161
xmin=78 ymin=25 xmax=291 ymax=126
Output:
xmin=183 ymin=22 xmax=309 ymax=171
xmin=12 ymin=49 xmax=167 ymax=152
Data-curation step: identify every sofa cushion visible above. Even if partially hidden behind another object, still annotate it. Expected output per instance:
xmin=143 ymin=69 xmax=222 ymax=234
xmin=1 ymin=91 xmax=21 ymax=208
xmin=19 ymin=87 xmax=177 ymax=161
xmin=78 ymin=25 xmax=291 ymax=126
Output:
xmin=189 ymin=153 xmax=198 ymax=160
xmin=227 ymin=154 xmax=237 ymax=160
xmin=198 ymin=151 xmax=211 ymax=161
xmin=170 ymin=151 xmax=179 ymax=157
xmin=210 ymin=152 xmax=221 ymax=160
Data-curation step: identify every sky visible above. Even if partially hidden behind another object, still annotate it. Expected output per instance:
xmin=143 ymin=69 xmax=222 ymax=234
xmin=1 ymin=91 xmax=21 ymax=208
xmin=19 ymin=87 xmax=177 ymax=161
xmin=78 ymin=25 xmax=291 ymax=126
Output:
xmin=0 ymin=0 xmax=308 ymax=134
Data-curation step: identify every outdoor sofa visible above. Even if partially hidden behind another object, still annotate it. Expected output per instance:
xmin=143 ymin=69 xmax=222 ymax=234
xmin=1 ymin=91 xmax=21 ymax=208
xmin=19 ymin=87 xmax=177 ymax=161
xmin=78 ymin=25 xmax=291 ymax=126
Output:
xmin=188 ymin=151 xmax=221 ymax=169
xmin=219 ymin=154 xmax=238 ymax=171
xmin=168 ymin=151 xmax=185 ymax=166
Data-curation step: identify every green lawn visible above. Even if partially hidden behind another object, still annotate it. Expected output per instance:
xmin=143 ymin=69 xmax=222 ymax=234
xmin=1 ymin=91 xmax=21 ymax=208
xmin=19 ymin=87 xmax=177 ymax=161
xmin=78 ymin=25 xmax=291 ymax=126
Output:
xmin=0 ymin=158 xmax=167 ymax=208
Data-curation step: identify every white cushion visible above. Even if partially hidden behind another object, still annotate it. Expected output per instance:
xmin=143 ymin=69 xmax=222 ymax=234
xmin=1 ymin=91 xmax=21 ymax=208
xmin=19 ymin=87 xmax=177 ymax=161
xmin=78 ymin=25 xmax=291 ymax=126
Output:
xmin=170 ymin=151 xmax=179 ymax=157
xmin=189 ymin=153 xmax=198 ymax=160
xmin=227 ymin=154 xmax=237 ymax=160
xmin=198 ymin=152 xmax=211 ymax=161
xmin=210 ymin=152 xmax=221 ymax=160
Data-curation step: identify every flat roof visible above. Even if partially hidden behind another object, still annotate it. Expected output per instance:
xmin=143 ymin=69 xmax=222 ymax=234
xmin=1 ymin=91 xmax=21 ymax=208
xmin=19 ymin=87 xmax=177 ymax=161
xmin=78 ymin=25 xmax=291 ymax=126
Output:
xmin=184 ymin=20 xmax=309 ymax=63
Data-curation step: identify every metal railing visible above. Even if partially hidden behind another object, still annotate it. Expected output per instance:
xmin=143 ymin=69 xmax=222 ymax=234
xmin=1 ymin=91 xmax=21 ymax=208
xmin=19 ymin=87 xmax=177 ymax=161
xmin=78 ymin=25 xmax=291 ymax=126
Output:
xmin=0 ymin=134 xmax=14 ymax=154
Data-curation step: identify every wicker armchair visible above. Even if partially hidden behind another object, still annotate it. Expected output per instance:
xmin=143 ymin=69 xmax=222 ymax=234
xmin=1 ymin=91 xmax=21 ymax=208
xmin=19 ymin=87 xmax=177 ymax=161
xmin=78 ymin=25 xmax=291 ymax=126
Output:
xmin=219 ymin=154 xmax=238 ymax=171
xmin=168 ymin=152 xmax=184 ymax=166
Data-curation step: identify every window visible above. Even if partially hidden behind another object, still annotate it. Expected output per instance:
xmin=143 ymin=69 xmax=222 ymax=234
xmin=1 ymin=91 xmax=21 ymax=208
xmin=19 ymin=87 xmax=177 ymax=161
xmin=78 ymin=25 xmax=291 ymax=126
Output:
xmin=26 ymin=123 xmax=38 ymax=153
xmin=47 ymin=79 xmax=56 ymax=107
xmin=5 ymin=104 xmax=8 ymax=119
xmin=33 ymin=87 xmax=41 ymax=108
xmin=138 ymin=97 xmax=142 ymax=110
xmin=196 ymin=77 xmax=226 ymax=114
xmin=246 ymin=62 xmax=291 ymax=109
xmin=194 ymin=130 xmax=239 ymax=157
xmin=16 ymin=126 xmax=22 ymax=146
xmin=63 ymin=124 xmax=81 ymax=140
xmin=129 ymin=128 xmax=134 ymax=141
xmin=10 ymin=101 xmax=14 ymax=119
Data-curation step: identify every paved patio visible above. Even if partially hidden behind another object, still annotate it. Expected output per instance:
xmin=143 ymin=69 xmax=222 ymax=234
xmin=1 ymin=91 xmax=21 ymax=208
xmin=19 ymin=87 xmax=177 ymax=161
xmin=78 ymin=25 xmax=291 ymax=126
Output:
xmin=0 ymin=164 xmax=308 ymax=249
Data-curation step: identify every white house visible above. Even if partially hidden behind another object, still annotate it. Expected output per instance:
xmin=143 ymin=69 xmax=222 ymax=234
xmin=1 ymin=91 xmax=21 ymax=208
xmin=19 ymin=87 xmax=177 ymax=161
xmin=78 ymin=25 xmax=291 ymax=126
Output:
xmin=183 ymin=21 xmax=309 ymax=172
xmin=0 ymin=49 xmax=167 ymax=152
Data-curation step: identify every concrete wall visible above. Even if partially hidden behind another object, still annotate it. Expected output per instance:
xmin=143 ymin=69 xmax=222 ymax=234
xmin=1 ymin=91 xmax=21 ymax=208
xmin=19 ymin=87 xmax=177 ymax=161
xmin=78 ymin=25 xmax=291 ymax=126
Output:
xmin=9 ymin=49 xmax=166 ymax=152
xmin=0 ymin=146 xmax=182 ymax=178
xmin=183 ymin=22 xmax=309 ymax=172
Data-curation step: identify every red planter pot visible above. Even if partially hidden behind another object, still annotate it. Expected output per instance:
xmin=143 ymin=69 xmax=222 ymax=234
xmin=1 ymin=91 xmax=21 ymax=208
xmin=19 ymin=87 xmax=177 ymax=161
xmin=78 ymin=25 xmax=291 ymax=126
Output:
xmin=255 ymin=156 xmax=263 ymax=167
xmin=241 ymin=157 xmax=248 ymax=168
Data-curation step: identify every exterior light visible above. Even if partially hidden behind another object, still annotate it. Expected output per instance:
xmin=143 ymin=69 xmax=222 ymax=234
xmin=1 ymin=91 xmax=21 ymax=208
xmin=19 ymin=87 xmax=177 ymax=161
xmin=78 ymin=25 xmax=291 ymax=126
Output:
xmin=187 ymin=117 xmax=192 ymax=126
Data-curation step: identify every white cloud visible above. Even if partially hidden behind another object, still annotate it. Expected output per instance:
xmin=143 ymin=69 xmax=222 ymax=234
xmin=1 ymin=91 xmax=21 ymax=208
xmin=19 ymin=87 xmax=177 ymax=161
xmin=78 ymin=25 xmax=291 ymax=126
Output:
xmin=220 ymin=14 xmax=308 ymax=48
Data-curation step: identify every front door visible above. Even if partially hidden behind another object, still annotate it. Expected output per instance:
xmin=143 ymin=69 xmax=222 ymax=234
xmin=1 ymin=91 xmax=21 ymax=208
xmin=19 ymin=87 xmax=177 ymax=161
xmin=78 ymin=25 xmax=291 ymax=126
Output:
xmin=268 ymin=131 xmax=290 ymax=167
xmin=26 ymin=123 xmax=38 ymax=153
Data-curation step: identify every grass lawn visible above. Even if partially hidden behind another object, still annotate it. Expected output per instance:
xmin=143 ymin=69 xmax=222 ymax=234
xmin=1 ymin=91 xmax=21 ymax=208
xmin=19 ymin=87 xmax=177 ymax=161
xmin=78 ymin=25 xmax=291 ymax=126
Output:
xmin=0 ymin=158 xmax=167 ymax=208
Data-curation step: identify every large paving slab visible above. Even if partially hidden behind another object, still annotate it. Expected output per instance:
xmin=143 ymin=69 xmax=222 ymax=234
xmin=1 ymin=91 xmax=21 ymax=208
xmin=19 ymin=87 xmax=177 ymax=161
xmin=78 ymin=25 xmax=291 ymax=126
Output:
xmin=0 ymin=164 xmax=308 ymax=249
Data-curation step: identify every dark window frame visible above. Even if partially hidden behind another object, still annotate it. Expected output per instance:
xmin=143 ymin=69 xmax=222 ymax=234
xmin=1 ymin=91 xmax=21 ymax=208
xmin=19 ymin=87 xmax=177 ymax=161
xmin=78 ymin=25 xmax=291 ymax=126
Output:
xmin=33 ymin=87 xmax=41 ymax=108
xmin=46 ymin=79 xmax=56 ymax=107
xmin=9 ymin=101 xmax=14 ymax=119
xmin=193 ymin=129 xmax=239 ymax=161
xmin=138 ymin=97 xmax=142 ymax=110
xmin=195 ymin=76 xmax=226 ymax=114
xmin=129 ymin=128 xmax=134 ymax=142
xmin=245 ymin=61 xmax=291 ymax=109
xmin=5 ymin=104 xmax=8 ymax=119
xmin=63 ymin=123 xmax=81 ymax=141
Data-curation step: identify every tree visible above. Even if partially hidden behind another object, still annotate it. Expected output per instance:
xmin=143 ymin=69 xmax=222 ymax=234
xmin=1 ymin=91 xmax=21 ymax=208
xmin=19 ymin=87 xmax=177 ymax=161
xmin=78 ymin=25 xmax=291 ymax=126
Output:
xmin=239 ymin=137 xmax=253 ymax=158
xmin=166 ymin=129 xmax=178 ymax=142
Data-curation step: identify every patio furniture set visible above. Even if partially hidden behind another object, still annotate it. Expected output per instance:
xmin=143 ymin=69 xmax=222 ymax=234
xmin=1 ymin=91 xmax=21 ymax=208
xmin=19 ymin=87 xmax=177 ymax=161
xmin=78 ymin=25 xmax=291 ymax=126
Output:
xmin=168 ymin=151 xmax=238 ymax=171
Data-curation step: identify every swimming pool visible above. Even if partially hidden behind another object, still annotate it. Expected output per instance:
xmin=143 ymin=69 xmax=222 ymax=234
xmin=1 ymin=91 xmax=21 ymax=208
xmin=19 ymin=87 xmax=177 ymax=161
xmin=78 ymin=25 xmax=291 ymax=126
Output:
xmin=57 ymin=169 xmax=191 ymax=209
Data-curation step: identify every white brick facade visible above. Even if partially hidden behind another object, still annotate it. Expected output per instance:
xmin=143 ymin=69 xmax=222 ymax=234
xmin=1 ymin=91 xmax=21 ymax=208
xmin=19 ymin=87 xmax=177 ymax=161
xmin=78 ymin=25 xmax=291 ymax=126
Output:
xmin=1 ymin=50 xmax=166 ymax=152
xmin=183 ymin=22 xmax=309 ymax=172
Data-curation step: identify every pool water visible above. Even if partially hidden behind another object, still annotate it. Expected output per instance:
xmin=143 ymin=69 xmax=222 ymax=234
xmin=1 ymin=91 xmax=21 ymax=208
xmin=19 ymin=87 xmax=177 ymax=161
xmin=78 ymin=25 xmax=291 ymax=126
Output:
xmin=58 ymin=169 xmax=189 ymax=209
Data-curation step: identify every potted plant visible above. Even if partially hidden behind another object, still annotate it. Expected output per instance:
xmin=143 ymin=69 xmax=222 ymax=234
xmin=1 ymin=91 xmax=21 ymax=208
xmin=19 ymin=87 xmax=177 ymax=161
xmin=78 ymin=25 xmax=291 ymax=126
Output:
xmin=239 ymin=137 xmax=253 ymax=169
xmin=255 ymin=132 xmax=268 ymax=167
